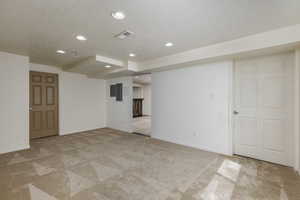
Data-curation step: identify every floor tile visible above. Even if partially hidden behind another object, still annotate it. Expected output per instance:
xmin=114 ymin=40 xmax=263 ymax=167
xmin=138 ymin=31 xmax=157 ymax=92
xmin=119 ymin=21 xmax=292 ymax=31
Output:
xmin=0 ymin=128 xmax=299 ymax=200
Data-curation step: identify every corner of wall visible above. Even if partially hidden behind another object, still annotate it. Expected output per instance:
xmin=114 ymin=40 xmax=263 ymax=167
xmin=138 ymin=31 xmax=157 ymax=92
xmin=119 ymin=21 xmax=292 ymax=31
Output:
xmin=0 ymin=51 xmax=30 ymax=154
xmin=295 ymin=48 xmax=300 ymax=171
xmin=0 ymin=142 xmax=30 ymax=155
xmin=106 ymin=76 xmax=133 ymax=133
xmin=227 ymin=60 xmax=234 ymax=156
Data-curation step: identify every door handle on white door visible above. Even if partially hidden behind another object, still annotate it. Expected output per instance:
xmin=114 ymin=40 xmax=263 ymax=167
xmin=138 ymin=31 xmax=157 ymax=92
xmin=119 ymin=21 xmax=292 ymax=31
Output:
xmin=233 ymin=110 xmax=239 ymax=115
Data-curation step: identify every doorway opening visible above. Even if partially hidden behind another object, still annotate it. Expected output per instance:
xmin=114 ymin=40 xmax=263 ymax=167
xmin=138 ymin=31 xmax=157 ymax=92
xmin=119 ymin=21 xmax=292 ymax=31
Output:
xmin=132 ymin=74 xmax=151 ymax=136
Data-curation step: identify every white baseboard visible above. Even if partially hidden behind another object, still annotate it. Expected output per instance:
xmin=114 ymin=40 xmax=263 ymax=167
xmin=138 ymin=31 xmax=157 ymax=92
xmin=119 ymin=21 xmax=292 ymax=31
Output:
xmin=151 ymin=135 xmax=231 ymax=156
xmin=0 ymin=144 xmax=30 ymax=155
xmin=60 ymin=126 xmax=106 ymax=136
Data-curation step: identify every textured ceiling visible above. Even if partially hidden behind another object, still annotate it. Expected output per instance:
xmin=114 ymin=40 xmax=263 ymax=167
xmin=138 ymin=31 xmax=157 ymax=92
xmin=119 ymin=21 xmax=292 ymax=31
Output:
xmin=1 ymin=0 xmax=300 ymax=67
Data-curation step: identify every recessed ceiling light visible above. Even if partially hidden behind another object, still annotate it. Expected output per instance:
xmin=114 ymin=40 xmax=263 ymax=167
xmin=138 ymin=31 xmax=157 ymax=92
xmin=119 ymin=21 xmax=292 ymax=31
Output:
xmin=76 ymin=35 xmax=87 ymax=41
xmin=105 ymin=65 xmax=112 ymax=68
xmin=56 ymin=50 xmax=66 ymax=54
xmin=129 ymin=53 xmax=136 ymax=57
xmin=165 ymin=42 xmax=173 ymax=47
xmin=111 ymin=11 xmax=126 ymax=20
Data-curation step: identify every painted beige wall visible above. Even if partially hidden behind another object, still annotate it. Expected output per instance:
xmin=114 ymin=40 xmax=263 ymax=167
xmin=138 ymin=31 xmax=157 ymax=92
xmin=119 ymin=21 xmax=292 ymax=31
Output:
xmin=0 ymin=51 xmax=29 ymax=154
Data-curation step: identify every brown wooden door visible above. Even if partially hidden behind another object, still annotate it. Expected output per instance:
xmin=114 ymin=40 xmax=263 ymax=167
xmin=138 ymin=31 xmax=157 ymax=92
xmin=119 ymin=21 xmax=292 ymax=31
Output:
xmin=30 ymin=71 xmax=59 ymax=139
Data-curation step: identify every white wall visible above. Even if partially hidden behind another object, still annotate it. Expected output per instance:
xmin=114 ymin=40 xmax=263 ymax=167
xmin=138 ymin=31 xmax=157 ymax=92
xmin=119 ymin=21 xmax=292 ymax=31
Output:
xmin=0 ymin=52 xmax=30 ymax=154
xmin=143 ymin=84 xmax=152 ymax=116
xmin=152 ymin=61 xmax=233 ymax=155
xmin=133 ymin=86 xmax=143 ymax=98
xmin=30 ymin=63 xmax=106 ymax=135
xmin=106 ymin=77 xmax=133 ymax=132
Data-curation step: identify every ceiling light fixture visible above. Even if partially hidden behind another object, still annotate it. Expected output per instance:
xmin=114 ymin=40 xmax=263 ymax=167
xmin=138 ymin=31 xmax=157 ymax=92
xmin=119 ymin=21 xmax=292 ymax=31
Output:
xmin=165 ymin=42 xmax=173 ymax=47
xmin=111 ymin=11 xmax=126 ymax=20
xmin=105 ymin=65 xmax=112 ymax=68
xmin=76 ymin=35 xmax=87 ymax=41
xmin=129 ymin=53 xmax=136 ymax=57
xmin=56 ymin=50 xmax=66 ymax=54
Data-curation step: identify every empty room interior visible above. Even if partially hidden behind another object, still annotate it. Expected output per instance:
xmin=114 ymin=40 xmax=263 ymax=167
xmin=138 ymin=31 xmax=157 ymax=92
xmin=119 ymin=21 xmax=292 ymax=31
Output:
xmin=1 ymin=1 xmax=300 ymax=199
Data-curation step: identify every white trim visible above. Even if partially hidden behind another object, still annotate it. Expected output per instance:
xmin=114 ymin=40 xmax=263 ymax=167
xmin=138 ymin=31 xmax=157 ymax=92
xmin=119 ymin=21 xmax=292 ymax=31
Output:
xmin=231 ymin=60 xmax=237 ymax=156
xmin=139 ymin=24 xmax=300 ymax=71
xmin=228 ymin=61 xmax=234 ymax=156
xmin=295 ymin=49 xmax=300 ymax=172
xmin=0 ymin=145 xmax=30 ymax=155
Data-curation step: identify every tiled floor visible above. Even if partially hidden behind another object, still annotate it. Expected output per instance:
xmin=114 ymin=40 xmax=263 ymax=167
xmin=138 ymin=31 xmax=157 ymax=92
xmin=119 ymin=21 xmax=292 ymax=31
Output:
xmin=0 ymin=128 xmax=300 ymax=200
xmin=133 ymin=116 xmax=151 ymax=136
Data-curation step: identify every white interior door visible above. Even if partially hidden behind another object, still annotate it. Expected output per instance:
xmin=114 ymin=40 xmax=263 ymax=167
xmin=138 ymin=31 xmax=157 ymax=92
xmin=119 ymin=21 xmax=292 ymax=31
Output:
xmin=234 ymin=54 xmax=294 ymax=166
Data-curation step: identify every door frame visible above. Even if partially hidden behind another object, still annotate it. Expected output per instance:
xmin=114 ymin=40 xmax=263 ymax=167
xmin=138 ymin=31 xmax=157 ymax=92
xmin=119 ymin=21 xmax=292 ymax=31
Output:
xmin=294 ymin=49 xmax=300 ymax=173
xmin=29 ymin=71 xmax=59 ymax=138
xmin=230 ymin=53 xmax=299 ymax=170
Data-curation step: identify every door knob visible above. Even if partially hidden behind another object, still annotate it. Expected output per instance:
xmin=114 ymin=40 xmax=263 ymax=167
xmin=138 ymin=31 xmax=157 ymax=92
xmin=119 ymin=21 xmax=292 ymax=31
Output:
xmin=233 ymin=110 xmax=239 ymax=115
xmin=29 ymin=107 xmax=33 ymax=111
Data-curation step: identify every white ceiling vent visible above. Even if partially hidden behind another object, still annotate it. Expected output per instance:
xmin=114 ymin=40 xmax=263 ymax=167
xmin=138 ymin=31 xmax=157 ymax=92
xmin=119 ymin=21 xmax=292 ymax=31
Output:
xmin=114 ymin=30 xmax=134 ymax=39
